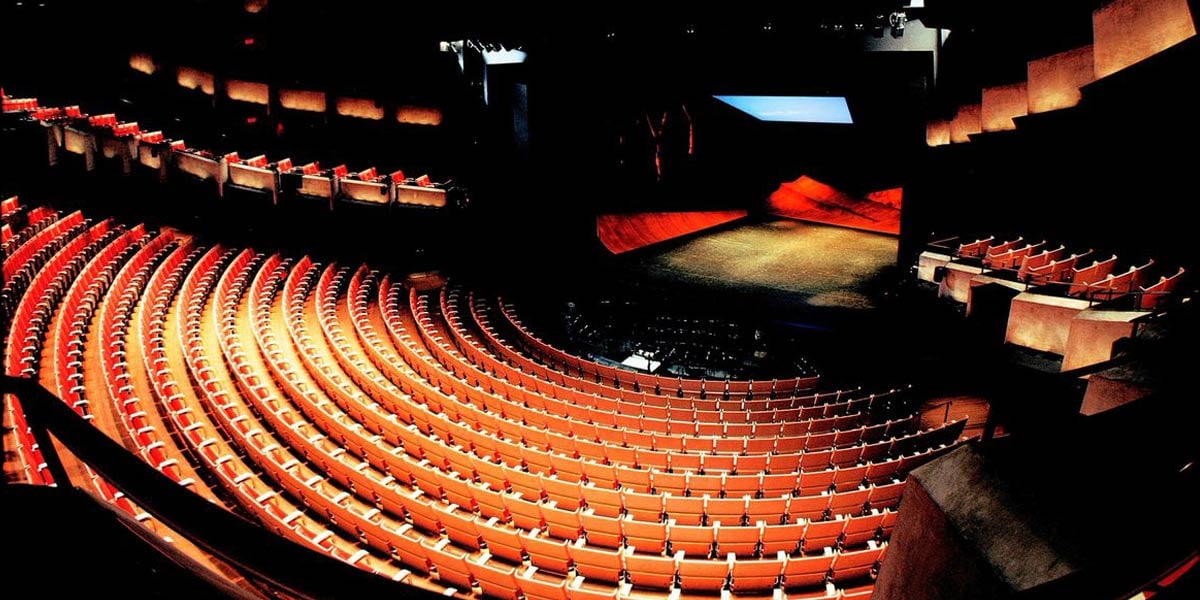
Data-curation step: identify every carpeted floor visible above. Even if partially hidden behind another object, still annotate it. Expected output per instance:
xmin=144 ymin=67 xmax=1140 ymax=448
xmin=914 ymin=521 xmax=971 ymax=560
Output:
xmin=632 ymin=219 xmax=899 ymax=310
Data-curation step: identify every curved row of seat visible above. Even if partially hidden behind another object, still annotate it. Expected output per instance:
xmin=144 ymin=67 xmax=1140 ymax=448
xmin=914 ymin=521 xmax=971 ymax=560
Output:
xmin=0 ymin=202 xmax=969 ymax=598
xmin=374 ymin=281 xmax=962 ymax=497
xmin=2 ymin=210 xmax=83 ymax=317
xmin=495 ymin=297 xmax=820 ymax=399
xmin=459 ymin=288 xmax=835 ymax=412
xmin=1 ymin=205 xmax=56 ymax=258
xmin=5 ymin=214 xmax=115 ymax=484
xmin=312 ymin=264 xmax=901 ymax=546
xmin=288 ymin=260 xmax=905 ymax=595
xmin=4 ymin=216 xmax=162 ymax=522
xmin=405 ymin=286 xmax=950 ymax=465
xmin=100 ymin=232 xmax=204 ymax=491
xmin=952 ymin=234 xmax=1185 ymax=309
xmin=49 ymin=223 xmax=156 ymax=521
xmin=443 ymin=286 xmax=887 ymax=427
xmin=173 ymin=246 xmax=406 ymax=578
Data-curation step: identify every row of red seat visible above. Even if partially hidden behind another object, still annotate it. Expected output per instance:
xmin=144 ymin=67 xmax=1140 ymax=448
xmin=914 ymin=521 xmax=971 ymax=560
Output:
xmin=50 ymin=223 xmax=151 ymax=519
xmin=144 ymin=244 xmax=387 ymax=568
xmin=467 ymin=292 xmax=831 ymax=411
xmin=2 ymin=96 xmax=38 ymax=112
xmin=250 ymin=254 xmax=580 ymax=595
xmin=448 ymin=285 xmax=882 ymax=417
xmin=3 ymin=211 xmax=84 ymax=283
xmin=100 ymin=233 xmax=200 ymax=489
xmin=6 ymin=219 xmax=113 ymax=380
xmin=0 ymin=206 xmax=56 ymax=255
xmin=431 ymin=301 xmax=883 ymax=438
xmin=209 ymin=250 xmax=420 ymax=583
xmin=0 ymin=198 xmax=930 ymax=597
xmin=8 ymin=91 xmax=447 ymax=203
xmin=3 ymin=212 xmax=99 ymax=486
xmin=3 ymin=216 xmax=132 ymax=504
xmin=313 ymin=265 xmax=904 ymax=547
xmin=495 ymin=298 xmax=820 ymax=399
xmin=164 ymin=246 xmax=400 ymax=578
xmin=409 ymin=288 xmax=928 ymax=460
xmin=53 ymin=224 xmax=144 ymax=412
xmin=370 ymin=278 xmax=965 ymax=492
xmin=269 ymin=257 xmax=896 ymax=595
xmin=957 ymin=235 xmax=1184 ymax=308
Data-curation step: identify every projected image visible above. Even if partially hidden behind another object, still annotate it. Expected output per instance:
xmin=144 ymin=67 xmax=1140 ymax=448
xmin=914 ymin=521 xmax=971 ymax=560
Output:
xmin=713 ymin=95 xmax=854 ymax=124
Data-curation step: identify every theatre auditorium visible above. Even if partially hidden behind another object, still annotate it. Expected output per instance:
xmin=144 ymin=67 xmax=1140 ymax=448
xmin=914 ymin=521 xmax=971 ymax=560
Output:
xmin=1 ymin=2 xmax=1196 ymax=599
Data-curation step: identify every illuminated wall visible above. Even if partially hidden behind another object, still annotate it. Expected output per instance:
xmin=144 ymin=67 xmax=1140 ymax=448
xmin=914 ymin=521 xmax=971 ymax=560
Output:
xmin=1027 ymin=46 xmax=1094 ymax=113
xmin=768 ymin=176 xmax=902 ymax=235
xmin=129 ymin=53 xmax=157 ymax=75
xmin=866 ymin=187 xmax=904 ymax=209
xmin=1093 ymin=0 xmax=1196 ymax=78
xmin=926 ymin=119 xmax=951 ymax=147
xmin=949 ymin=104 xmax=981 ymax=143
xmin=280 ymin=89 xmax=327 ymax=113
xmin=177 ymin=67 xmax=215 ymax=95
xmin=336 ymin=97 xmax=384 ymax=120
xmin=396 ymin=105 xmax=443 ymax=126
xmin=981 ymin=82 xmax=1028 ymax=132
xmin=226 ymin=80 xmax=269 ymax=105
xmin=597 ymin=211 xmax=748 ymax=254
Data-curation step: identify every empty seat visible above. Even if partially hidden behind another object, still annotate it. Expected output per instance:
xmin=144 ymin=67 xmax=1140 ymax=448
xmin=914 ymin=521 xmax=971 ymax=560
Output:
xmin=761 ymin=522 xmax=806 ymax=555
xmin=479 ymin=519 xmax=525 ymax=564
xmin=518 ymin=572 xmax=570 ymax=600
xmin=677 ymin=555 xmax=732 ymax=592
xmin=669 ymin=523 xmax=715 ymax=557
xmin=804 ymin=517 xmax=846 ymax=553
xmin=623 ymin=515 xmax=667 ymax=555
xmin=782 ymin=553 xmax=834 ymax=589
xmin=731 ymin=551 xmax=786 ymax=593
xmin=842 ymin=511 xmax=887 ymax=548
xmin=524 ymin=532 xmax=574 ymax=575
xmin=580 ymin=510 xmax=624 ymax=549
xmin=568 ymin=542 xmax=624 ymax=584
xmin=467 ymin=556 xmax=520 ymax=598
xmin=625 ymin=550 xmax=681 ymax=590
xmin=832 ymin=545 xmax=883 ymax=582
xmin=422 ymin=538 xmax=475 ymax=591
xmin=715 ymin=520 xmax=762 ymax=557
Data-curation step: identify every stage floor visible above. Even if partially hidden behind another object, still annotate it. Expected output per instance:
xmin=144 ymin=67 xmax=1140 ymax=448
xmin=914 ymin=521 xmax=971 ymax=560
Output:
xmin=630 ymin=219 xmax=899 ymax=310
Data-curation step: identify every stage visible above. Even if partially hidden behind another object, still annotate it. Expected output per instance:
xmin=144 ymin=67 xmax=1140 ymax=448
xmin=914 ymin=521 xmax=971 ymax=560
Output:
xmin=630 ymin=219 xmax=899 ymax=310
